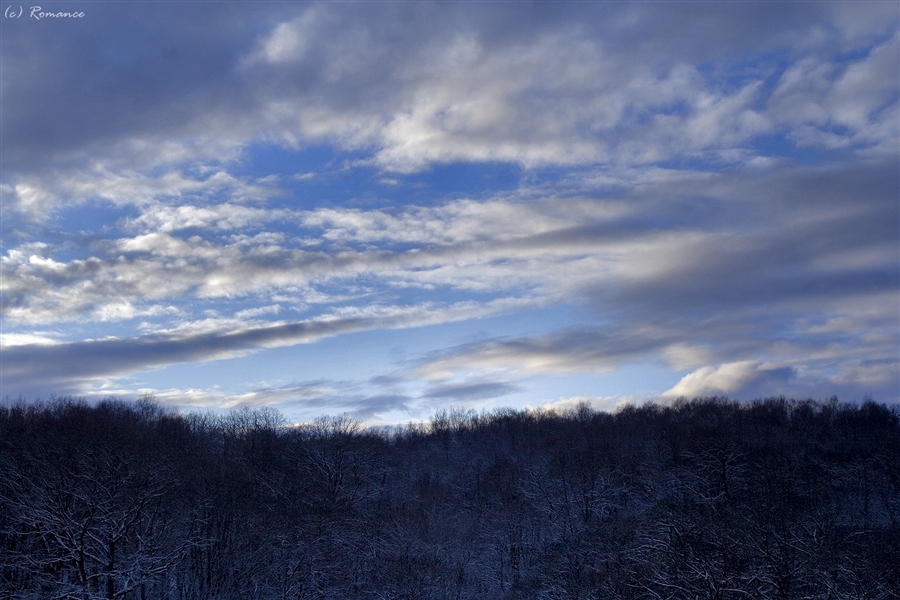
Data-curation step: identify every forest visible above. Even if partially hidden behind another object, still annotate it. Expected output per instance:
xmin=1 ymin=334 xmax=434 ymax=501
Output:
xmin=1 ymin=396 xmax=898 ymax=600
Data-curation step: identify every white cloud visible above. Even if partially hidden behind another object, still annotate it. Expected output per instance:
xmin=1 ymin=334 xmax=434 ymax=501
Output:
xmin=93 ymin=302 xmax=179 ymax=323
xmin=532 ymin=395 xmax=643 ymax=415
xmin=770 ymin=32 xmax=899 ymax=153
xmin=301 ymin=199 xmax=571 ymax=245
xmin=10 ymin=168 xmax=276 ymax=221
xmin=128 ymin=203 xmax=292 ymax=233
xmin=242 ymin=8 xmax=332 ymax=67
xmin=259 ymin=21 xmax=307 ymax=64
xmin=0 ymin=333 xmax=62 ymax=347
xmin=662 ymin=361 xmax=794 ymax=399
xmin=232 ymin=12 xmax=897 ymax=173
xmin=12 ymin=183 xmax=58 ymax=217
xmin=235 ymin=305 xmax=282 ymax=319
xmin=661 ymin=344 xmax=716 ymax=371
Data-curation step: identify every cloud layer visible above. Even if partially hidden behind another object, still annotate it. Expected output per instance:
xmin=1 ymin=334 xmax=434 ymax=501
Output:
xmin=1 ymin=2 xmax=897 ymax=421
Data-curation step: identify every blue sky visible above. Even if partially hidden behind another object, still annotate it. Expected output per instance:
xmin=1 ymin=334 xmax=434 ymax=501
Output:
xmin=2 ymin=1 xmax=898 ymax=424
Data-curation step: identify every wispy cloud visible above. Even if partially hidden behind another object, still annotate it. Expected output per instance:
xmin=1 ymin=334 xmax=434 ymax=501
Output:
xmin=423 ymin=380 xmax=523 ymax=402
xmin=0 ymin=298 xmax=534 ymax=394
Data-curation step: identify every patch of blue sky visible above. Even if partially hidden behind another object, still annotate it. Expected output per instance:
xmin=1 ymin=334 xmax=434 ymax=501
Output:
xmin=397 ymin=161 xmax=524 ymax=203
xmin=126 ymin=349 xmax=294 ymax=397
xmin=520 ymin=167 xmax=616 ymax=201
xmin=696 ymin=51 xmax=789 ymax=93
xmin=59 ymin=201 xmax=134 ymax=233
xmin=833 ymin=31 xmax=899 ymax=64
xmin=623 ymin=102 xmax=690 ymax=129
xmin=652 ymin=153 xmax=740 ymax=173
xmin=239 ymin=142 xmax=530 ymax=210
xmin=749 ymin=134 xmax=826 ymax=165
xmin=237 ymin=143 xmax=398 ymax=209
xmin=55 ymin=209 xmax=136 ymax=254
xmin=3 ymin=202 xmax=129 ymax=255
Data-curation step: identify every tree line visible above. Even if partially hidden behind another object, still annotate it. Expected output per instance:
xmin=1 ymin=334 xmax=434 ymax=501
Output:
xmin=1 ymin=395 xmax=898 ymax=599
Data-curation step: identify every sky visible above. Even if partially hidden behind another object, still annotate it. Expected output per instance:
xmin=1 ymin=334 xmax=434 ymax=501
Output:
xmin=1 ymin=1 xmax=898 ymax=425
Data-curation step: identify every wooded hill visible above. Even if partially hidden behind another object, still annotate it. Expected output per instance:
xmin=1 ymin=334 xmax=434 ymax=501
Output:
xmin=1 ymin=396 xmax=898 ymax=599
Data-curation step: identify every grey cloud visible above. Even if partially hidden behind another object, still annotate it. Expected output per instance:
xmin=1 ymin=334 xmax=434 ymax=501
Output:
xmin=1 ymin=3 xmax=265 ymax=173
xmin=349 ymin=393 xmax=412 ymax=418
xmin=598 ymin=159 xmax=899 ymax=320
xmin=207 ymin=4 xmax=896 ymax=170
xmin=418 ymin=325 xmax=679 ymax=380
xmin=412 ymin=177 xmax=900 ymax=396
xmin=165 ymin=382 xmax=413 ymax=422
xmin=663 ymin=357 xmax=899 ymax=403
xmin=416 ymin=314 xmax=898 ymax=402
xmin=155 ymin=381 xmax=336 ymax=413
xmin=423 ymin=380 xmax=522 ymax=402
xmin=0 ymin=316 xmax=374 ymax=395
xmin=0 ymin=298 xmax=526 ymax=396
xmin=5 ymin=2 xmax=895 ymax=183
xmin=277 ymin=388 xmax=413 ymax=422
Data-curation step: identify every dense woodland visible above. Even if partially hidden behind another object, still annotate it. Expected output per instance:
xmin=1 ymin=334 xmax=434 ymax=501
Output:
xmin=1 ymin=396 xmax=898 ymax=600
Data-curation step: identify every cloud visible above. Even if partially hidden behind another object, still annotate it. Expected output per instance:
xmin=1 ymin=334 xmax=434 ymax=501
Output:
xmin=127 ymin=203 xmax=292 ymax=234
xmin=528 ymin=395 xmax=639 ymax=414
xmin=769 ymin=32 xmax=900 ymax=154
xmin=2 ymin=2 xmax=897 ymax=413
xmin=3 ymin=158 xmax=895 ymax=403
xmin=300 ymin=199 xmax=569 ymax=246
xmin=239 ymin=3 xmax=895 ymax=172
xmin=1 ymin=192 xmax=629 ymax=326
xmin=5 ymin=2 xmax=896 ymax=192
xmin=9 ymin=168 xmax=276 ymax=220
xmin=423 ymin=380 xmax=522 ymax=402
xmin=249 ymin=13 xmax=316 ymax=65
xmin=662 ymin=361 xmax=796 ymax=399
xmin=417 ymin=326 xmax=669 ymax=382
xmin=0 ymin=332 xmax=63 ymax=347
xmin=1 ymin=318 xmax=366 ymax=394
xmin=128 ymin=381 xmax=413 ymax=425
xmin=0 ymin=299 xmax=533 ymax=396
xmin=350 ymin=393 xmax=412 ymax=415
xmin=146 ymin=382 xmax=338 ymax=412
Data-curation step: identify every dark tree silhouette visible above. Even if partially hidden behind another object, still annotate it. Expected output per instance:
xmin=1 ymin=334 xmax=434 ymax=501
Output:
xmin=2 ymin=395 xmax=897 ymax=599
